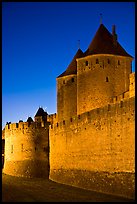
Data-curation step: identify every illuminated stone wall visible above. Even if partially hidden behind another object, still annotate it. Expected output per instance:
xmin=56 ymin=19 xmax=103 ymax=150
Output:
xmin=49 ymin=93 xmax=135 ymax=198
xmin=57 ymin=74 xmax=77 ymax=122
xmin=3 ymin=122 xmax=49 ymax=178
xmin=129 ymin=72 xmax=135 ymax=97
xmin=76 ymin=55 xmax=132 ymax=115
xmin=50 ymin=96 xmax=135 ymax=172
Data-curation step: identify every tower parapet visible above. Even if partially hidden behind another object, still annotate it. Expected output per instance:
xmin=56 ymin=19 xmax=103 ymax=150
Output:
xmin=3 ymin=108 xmax=50 ymax=178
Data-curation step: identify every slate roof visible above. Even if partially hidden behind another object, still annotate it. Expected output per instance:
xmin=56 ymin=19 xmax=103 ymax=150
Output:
xmin=27 ymin=117 xmax=33 ymax=122
xmin=57 ymin=48 xmax=84 ymax=78
xmin=57 ymin=24 xmax=133 ymax=79
xmin=35 ymin=107 xmax=47 ymax=117
xmin=84 ymin=24 xmax=133 ymax=58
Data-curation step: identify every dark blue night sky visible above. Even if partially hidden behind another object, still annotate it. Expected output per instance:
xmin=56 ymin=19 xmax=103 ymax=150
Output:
xmin=2 ymin=2 xmax=135 ymax=129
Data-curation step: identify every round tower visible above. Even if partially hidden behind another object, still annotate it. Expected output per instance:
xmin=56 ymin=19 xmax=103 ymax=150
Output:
xmin=3 ymin=109 xmax=50 ymax=178
xmin=56 ymin=49 xmax=83 ymax=121
xmin=77 ymin=24 xmax=133 ymax=115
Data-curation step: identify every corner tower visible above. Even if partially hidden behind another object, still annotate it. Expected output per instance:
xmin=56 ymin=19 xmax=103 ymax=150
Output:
xmin=77 ymin=24 xmax=133 ymax=114
xmin=57 ymin=49 xmax=83 ymax=121
xmin=3 ymin=108 xmax=50 ymax=178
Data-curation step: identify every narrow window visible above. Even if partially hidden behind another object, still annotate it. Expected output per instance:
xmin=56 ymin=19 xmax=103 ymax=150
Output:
xmin=16 ymin=123 xmax=18 ymax=128
xmin=63 ymin=120 xmax=65 ymax=125
xmin=11 ymin=145 xmax=13 ymax=153
xmin=118 ymin=60 xmax=120 ymax=65
xmin=72 ymin=78 xmax=74 ymax=82
xmin=21 ymin=144 xmax=23 ymax=152
xmin=106 ymin=77 xmax=109 ymax=82
xmin=63 ymin=80 xmax=65 ymax=84
xmin=57 ymin=123 xmax=58 ymax=127
xmin=85 ymin=61 xmax=88 ymax=66
xmin=70 ymin=118 xmax=72 ymax=122
xmin=120 ymin=101 xmax=123 ymax=108
xmin=96 ymin=59 xmax=99 ymax=64
xmin=108 ymin=59 xmax=110 ymax=64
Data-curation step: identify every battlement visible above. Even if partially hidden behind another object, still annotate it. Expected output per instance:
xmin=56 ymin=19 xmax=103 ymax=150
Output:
xmin=47 ymin=113 xmax=58 ymax=124
xmin=50 ymin=96 xmax=134 ymax=131
xmin=5 ymin=121 xmax=48 ymax=132
xmin=110 ymin=91 xmax=129 ymax=104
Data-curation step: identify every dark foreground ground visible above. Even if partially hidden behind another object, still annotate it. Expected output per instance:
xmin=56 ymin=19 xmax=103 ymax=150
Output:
xmin=2 ymin=173 xmax=135 ymax=202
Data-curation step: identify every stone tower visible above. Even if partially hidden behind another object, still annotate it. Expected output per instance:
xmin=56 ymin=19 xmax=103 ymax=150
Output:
xmin=77 ymin=24 xmax=133 ymax=114
xmin=3 ymin=107 xmax=50 ymax=178
xmin=57 ymin=24 xmax=133 ymax=116
xmin=56 ymin=49 xmax=83 ymax=121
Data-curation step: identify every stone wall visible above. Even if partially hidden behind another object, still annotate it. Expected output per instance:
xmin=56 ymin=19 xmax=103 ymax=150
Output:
xmin=3 ymin=122 xmax=49 ymax=178
xmin=57 ymin=74 xmax=77 ymax=121
xmin=129 ymin=72 xmax=135 ymax=97
xmin=76 ymin=55 xmax=132 ymax=115
xmin=49 ymin=96 xmax=135 ymax=198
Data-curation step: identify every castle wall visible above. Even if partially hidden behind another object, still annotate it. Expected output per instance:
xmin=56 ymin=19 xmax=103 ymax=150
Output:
xmin=57 ymin=74 xmax=77 ymax=121
xmin=3 ymin=122 xmax=49 ymax=178
xmin=77 ymin=55 xmax=115 ymax=115
xmin=49 ymin=96 xmax=135 ymax=198
xmin=113 ymin=56 xmax=132 ymax=96
xmin=76 ymin=55 xmax=132 ymax=115
xmin=129 ymin=72 xmax=135 ymax=97
xmin=47 ymin=113 xmax=58 ymax=125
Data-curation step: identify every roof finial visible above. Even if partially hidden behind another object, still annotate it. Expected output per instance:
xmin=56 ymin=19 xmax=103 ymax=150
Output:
xmin=100 ymin=13 xmax=102 ymax=24
xmin=78 ymin=40 xmax=80 ymax=49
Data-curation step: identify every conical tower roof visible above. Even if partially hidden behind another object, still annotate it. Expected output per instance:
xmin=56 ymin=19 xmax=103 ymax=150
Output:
xmin=84 ymin=24 xmax=133 ymax=58
xmin=57 ymin=48 xmax=84 ymax=78
xmin=35 ymin=107 xmax=47 ymax=117
xmin=27 ymin=117 xmax=33 ymax=122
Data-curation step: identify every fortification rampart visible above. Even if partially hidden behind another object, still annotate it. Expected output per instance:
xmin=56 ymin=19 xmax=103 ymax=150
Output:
xmin=76 ymin=54 xmax=132 ymax=115
xmin=129 ymin=72 xmax=135 ymax=97
xmin=49 ymin=96 xmax=135 ymax=198
xmin=47 ymin=113 xmax=58 ymax=125
xmin=3 ymin=121 xmax=49 ymax=178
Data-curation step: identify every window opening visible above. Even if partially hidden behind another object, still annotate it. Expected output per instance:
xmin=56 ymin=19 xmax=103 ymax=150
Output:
xmin=11 ymin=145 xmax=13 ymax=153
xmin=21 ymin=144 xmax=23 ymax=152
xmin=96 ymin=59 xmax=99 ymax=64
xmin=85 ymin=61 xmax=88 ymax=66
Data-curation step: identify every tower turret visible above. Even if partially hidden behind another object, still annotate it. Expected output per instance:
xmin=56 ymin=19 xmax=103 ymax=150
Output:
xmin=34 ymin=107 xmax=48 ymax=126
xmin=57 ymin=49 xmax=83 ymax=121
xmin=76 ymin=23 xmax=133 ymax=114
